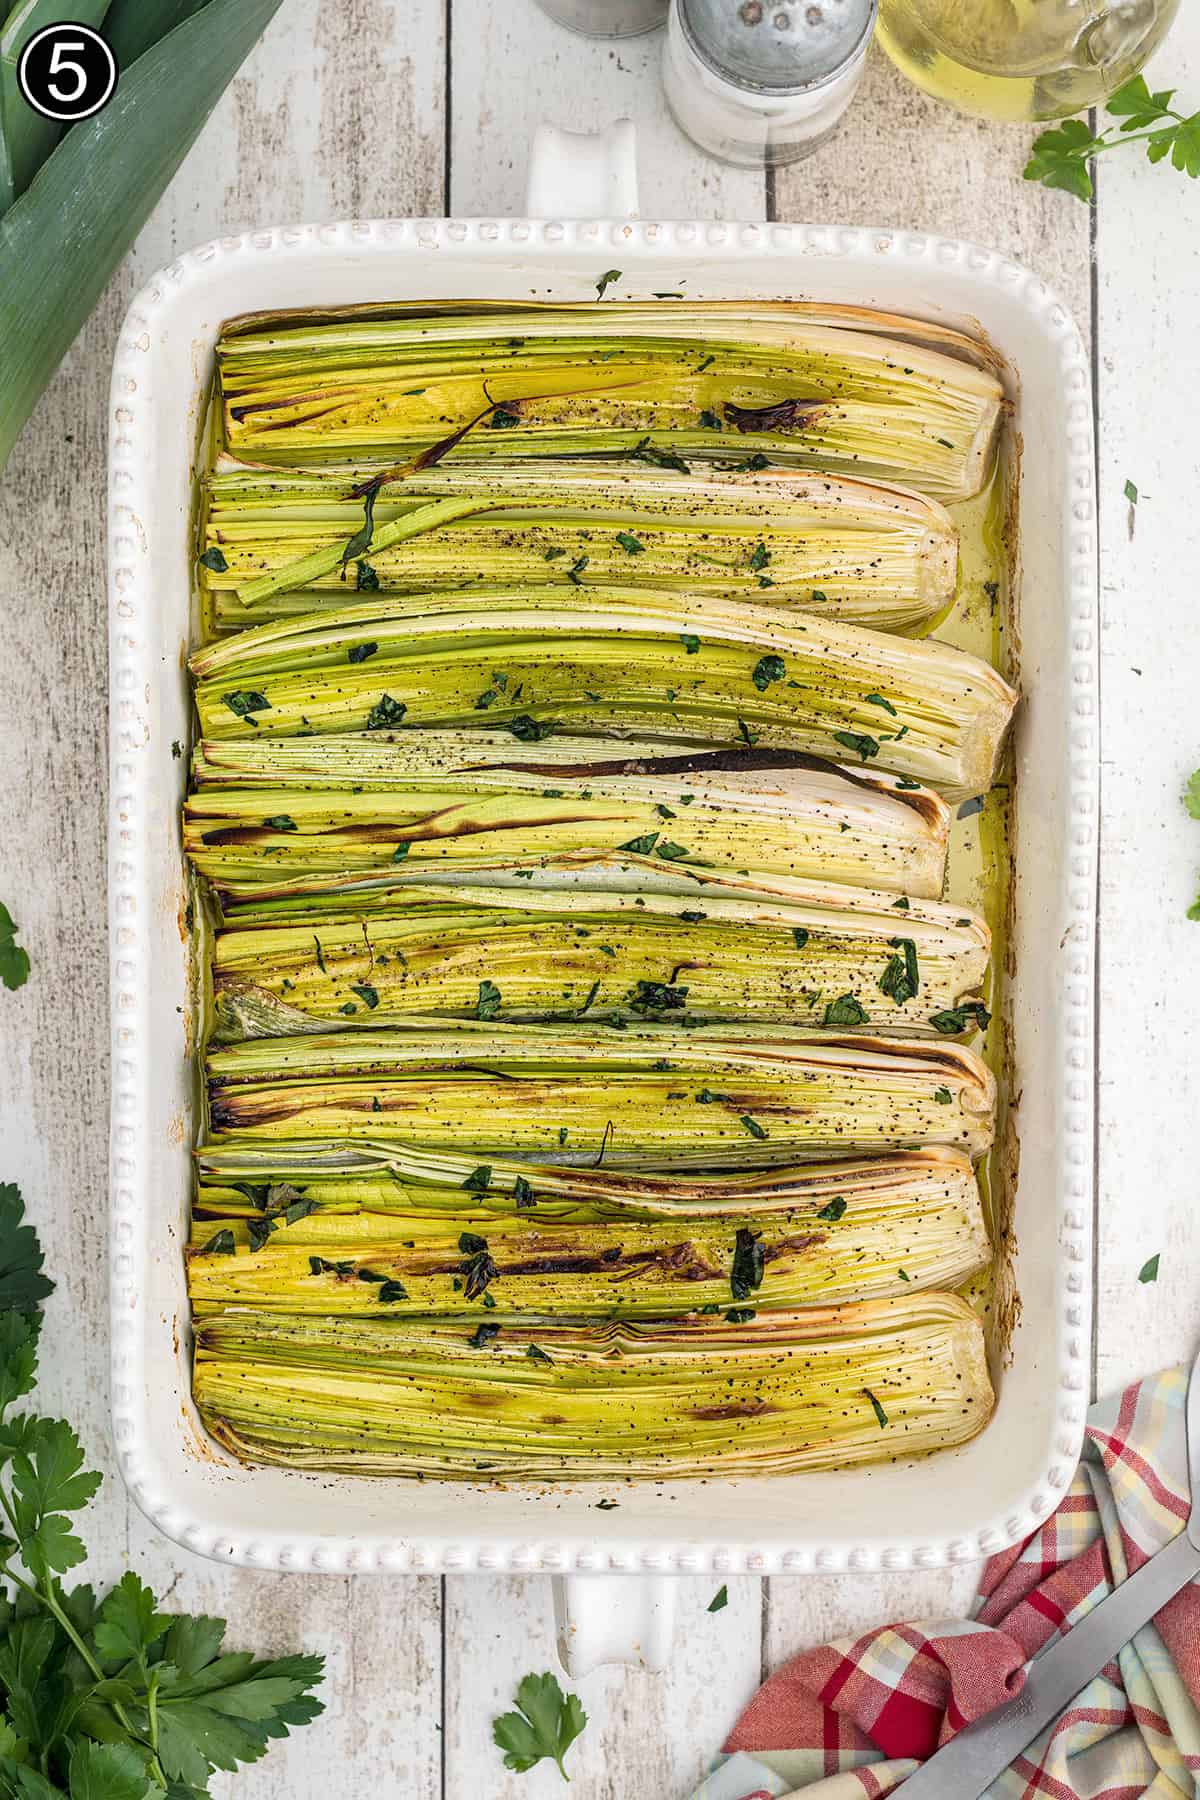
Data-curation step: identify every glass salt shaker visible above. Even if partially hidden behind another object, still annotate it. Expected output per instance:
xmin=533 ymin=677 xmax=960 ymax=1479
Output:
xmin=663 ymin=0 xmax=878 ymax=167
xmin=532 ymin=0 xmax=669 ymax=37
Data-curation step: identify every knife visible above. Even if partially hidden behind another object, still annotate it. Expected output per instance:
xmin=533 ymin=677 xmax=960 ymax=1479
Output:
xmin=896 ymin=1346 xmax=1200 ymax=1800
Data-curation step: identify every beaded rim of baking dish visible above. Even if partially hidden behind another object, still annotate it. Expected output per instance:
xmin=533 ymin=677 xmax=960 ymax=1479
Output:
xmin=107 ymin=216 xmax=1096 ymax=1576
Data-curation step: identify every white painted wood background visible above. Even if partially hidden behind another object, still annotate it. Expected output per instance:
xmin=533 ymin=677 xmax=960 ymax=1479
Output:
xmin=1 ymin=2 xmax=1198 ymax=1793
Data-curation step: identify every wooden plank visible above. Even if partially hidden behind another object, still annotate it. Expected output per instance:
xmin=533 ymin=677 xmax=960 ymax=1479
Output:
xmin=445 ymin=20 xmax=766 ymax=1788
xmin=443 ymin=1574 xmax=764 ymax=1796
xmin=0 ymin=4 xmax=447 ymax=1795
xmin=1093 ymin=24 xmax=1200 ymax=1399
xmin=765 ymin=1567 xmax=979 ymax=1677
xmin=773 ymin=46 xmax=1093 ymax=331
xmin=449 ymin=1 xmax=766 ymax=218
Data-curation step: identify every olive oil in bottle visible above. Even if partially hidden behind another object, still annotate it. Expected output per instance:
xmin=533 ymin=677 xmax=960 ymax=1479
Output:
xmin=876 ymin=0 xmax=1182 ymax=121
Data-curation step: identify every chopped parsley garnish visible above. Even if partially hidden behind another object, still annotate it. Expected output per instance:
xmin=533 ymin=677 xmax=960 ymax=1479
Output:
xmin=730 ymin=1227 xmax=765 ymax=1301
xmin=816 ymin=1197 xmax=847 ymax=1222
xmin=739 ymin=1114 xmax=768 ymax=1141
xmin=929 ymin=1001 xmax=991 ymax=1035
xmin=351 ymin=983 xmax=380 ymax=1009
xmin=221 ymin=689 xmax=270 ymax=719
xmin=365 ymin=693 xmax=407 ymax=730
xmin=514 ymin=1176 xmax=536 ymax=1209
xmin=566 ymin=555 xmax=589 ymax=585
xmin=595 ymin=268 xmax=622 ymax=298
xmin=199 ymin=546 xmax=228 ymax=573
xmin=476 ymin=979 xmax=502 ymax=1020
xmin=748 ymin=542 xmax=770 ymax=572
xmin=489 ymin=407 xmax=521 ymax=429
xmin=680 ymin=633 xmax=701 ymax=654
xmin=469 ymin=1322 xmax=501 ymax=1349
xmin=752 ymin=654 xmax=786 ymax=692
xmin=879 ymin=937 xmax=919 ymax=1006
xmin=355 ymin=560 xmax=380 ymax=591
xmin=823 ymin=993 xmax=869 ymax=1027
xmin=348 ymin=639 xmax=378 ymax=662
xmin=509 ymin=714 xmax=555 ymax=742
xmin=725 ymin=1308 xmax=756 ymax=1324
xmin=617 ymin=830 xmax=659 ymax=856
xmin=832 ymin=730 xmax=880 ymax=763
xmin=865 ymin=693 xmax=897 ymax=716
xmin=616 ymin=531 xmax=645 ymax=555
xmin=863 ymin=1388 xmax=889 ymax=1428
xmin=527 ymin=1343 xmax=552 ymax=1363
xmin=708 ymin=1585 xmax=729 ymax=1613
xmin=1139 ymin=1253 xmax=1160 ymax=1283
xmin=957 ymin=795 xmax=984 ymax=820
xmin=629 ymin=979 xmax=688 ymax=1013
xmin=792 ymin=927 xmax=809 ymax=950
xmin=459 ymin=1231 xmax=499 ymax=1301
xmin=933 ymin=1087 xmax=953 ymax=1105
xmin=263 ymin=814 xmax=296 ymax=832
xmin=463 ymin=1166 xmax=493 ymax=1192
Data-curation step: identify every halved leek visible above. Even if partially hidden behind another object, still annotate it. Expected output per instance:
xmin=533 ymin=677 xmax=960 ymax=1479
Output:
xmin=187 ymin=736 xmax=951 ymax=904
xmin=216 ymin=301 xmax=1004 ymax=501
xmin=186 ymin=1160 xmax=988 ymax=1314
xmin=207 ymin=870 xmax=988 ymax=1039
xmin=193 ymin=1141 xmax=982 ymax=1226
xmin=192 ymin=1293 xmax=995 ymax=1477
xmin=205 ymin=1020 xmax=997 ymax=1164
xmin=201 ymin=454 xmax=958 ymax=634
xmin=189 ymin=589 xmax=1017 ymax=800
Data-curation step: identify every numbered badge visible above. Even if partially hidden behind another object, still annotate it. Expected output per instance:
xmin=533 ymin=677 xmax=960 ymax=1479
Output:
xmin=17 ymin=22 xmax=118 ymax=123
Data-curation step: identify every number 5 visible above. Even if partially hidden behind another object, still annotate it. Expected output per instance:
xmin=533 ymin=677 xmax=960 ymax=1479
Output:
xmin=47 ymin=39 xmax=88 ymax=104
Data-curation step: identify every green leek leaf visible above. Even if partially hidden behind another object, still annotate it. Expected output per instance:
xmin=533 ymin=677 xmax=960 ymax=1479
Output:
xmin=102 ymin=0 xmax=211 ymax=66
xmin=0 ymin=0 xmax=285 ymax=471
xmin=0 ymin=1 xmax=114 ymax=209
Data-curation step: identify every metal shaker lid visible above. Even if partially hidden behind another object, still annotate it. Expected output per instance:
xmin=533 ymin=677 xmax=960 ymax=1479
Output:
xmin=677 ymin=0 xmax=877 ymax=93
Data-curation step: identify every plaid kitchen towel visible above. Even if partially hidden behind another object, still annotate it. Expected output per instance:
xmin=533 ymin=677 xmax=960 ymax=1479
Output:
xmin=696 ymin=1366 xmax=1200 ymax=1800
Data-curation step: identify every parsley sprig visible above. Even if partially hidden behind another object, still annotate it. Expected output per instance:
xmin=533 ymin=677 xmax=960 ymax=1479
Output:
xmin=1025 ymin=75 xmax=1200 ymax=202
xmin=0 ymin=904 xmax=29 ymax=992
xmin=0 ymin=1182 xmax=324 ymax=1797
xmin=493 ymin=1670 xmax=587 ymax=1780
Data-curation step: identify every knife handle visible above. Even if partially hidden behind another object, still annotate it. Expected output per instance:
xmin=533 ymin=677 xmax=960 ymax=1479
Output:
xmin=896 ymin=1527 xmax=1200 ymax=1800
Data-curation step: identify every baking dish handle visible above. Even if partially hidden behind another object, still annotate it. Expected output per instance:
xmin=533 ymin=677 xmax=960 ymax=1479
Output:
xmin=525 ymin=119 xmax=640 ymax=218
xmin=553 ymin=1572 xmax=676 ymax=1675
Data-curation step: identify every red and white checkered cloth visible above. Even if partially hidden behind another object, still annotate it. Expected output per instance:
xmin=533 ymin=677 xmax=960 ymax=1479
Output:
xmin=692 ymin=1368 xmax=1200 ymax=1800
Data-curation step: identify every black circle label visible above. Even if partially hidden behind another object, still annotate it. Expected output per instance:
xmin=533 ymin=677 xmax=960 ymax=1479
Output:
xmin=17 ymin=22 xmax=117 ymax=123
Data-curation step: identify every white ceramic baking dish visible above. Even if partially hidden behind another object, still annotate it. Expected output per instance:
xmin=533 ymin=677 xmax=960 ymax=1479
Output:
xmin=108 ymin=127 xmax=1097 ymax=1671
